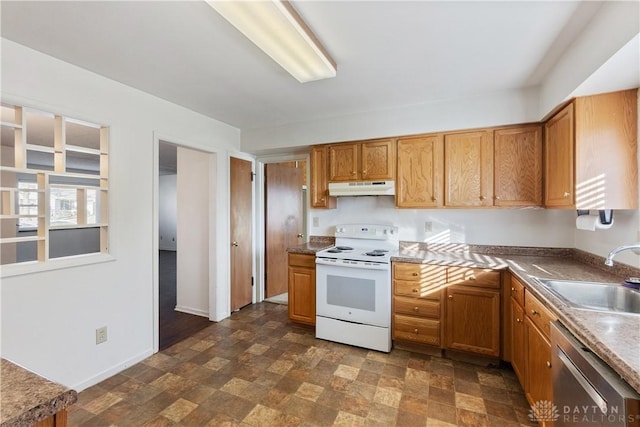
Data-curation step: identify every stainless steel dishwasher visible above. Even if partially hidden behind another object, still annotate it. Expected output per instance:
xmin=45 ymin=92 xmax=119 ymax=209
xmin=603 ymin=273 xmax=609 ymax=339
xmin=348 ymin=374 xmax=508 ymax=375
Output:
xmin=550 ymin=322 xmax=640 ymax=426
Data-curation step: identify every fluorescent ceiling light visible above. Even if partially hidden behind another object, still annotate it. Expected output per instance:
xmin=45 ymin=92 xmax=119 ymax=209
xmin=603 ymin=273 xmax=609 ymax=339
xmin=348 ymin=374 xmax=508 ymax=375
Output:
xmin=207 ymin=0 xmax=337 ymax=83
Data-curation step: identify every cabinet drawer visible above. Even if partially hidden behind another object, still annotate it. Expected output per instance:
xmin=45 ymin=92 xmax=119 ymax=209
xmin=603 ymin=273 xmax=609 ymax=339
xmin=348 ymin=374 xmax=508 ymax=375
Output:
xmin=525 ymin=292 xmax=557 ymax=339
xmin=288 ymin=253 xmax=315 ymax=268
xmin=394 ymin=280 xmax=442 ymax=300
xmin=447 ymin=267 xmax=500 ymax=289
xmin=393 ymin=263 xmax=446 ymax=283
xmin=510 ymin=276 xmax=525 ymax=307
xmin=393 ymin=315 xmax=440 ymax=346
xmin=394 ymin=296 xmax=440 ymax=318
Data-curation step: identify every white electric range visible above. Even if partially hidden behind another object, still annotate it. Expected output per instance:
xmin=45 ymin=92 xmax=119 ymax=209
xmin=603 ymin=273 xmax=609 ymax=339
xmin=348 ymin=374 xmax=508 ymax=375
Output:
xmin=315 ymin=224 xmax=399 ymax=352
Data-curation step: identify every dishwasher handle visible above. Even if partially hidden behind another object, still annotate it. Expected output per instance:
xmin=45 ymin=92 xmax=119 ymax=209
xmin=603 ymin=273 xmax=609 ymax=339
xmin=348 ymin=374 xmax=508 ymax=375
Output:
xmin=557 ymin=347 xmax=608 ymax=415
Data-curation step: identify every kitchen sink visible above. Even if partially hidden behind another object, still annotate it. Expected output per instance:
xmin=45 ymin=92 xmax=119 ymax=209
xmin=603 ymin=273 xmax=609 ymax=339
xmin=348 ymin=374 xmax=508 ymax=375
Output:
xmin=534 ymin=278 xmax=640 ymax=315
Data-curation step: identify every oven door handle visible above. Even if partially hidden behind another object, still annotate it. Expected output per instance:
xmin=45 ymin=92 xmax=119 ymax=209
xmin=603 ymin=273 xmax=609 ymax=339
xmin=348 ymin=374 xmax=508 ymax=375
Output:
xmin=557 ymin=347 xmax=608 ymax=415
xmin=315 ymin=257 xmax=389 ymax=270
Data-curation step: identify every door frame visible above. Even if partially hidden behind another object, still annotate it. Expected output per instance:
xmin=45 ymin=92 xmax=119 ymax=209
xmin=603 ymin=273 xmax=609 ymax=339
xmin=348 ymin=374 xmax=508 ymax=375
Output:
xmin=228 ymin=152 xmax=257 ymax=309
xmin=152 ymin=132 xmax=224 ymax=353
xmin=255 ymin=154 xmax=309 ymax=303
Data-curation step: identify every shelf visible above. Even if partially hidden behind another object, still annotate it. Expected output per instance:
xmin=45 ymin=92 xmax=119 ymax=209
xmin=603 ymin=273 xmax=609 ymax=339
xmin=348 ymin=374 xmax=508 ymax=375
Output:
xmin=26 ymin=144 xmax=55 ymax=153
xmin=49 ymin=223 xmax=106 ymax=231
xmin=0 ymin=236 xmax=44 ymax=244
xmin=65 ymin=145 xmax=101 ymax=155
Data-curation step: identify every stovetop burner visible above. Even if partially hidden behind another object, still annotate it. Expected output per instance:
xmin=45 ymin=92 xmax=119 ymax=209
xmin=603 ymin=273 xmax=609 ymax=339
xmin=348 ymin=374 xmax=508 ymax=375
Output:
xmin=335 ymin=246 xmax=353 ymax=251
xmin=364 ymin=251 xmax=386 ymax=256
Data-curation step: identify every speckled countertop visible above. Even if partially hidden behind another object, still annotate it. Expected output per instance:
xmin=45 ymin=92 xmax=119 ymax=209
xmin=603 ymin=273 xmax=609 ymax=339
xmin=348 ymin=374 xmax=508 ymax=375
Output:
xmin=287 ymin=236 xmax=335 ymax=255
xmin=394 ymin=244 xmax=640 ymax=394
xmin=0 ymin=359 xmax=77 ymax=427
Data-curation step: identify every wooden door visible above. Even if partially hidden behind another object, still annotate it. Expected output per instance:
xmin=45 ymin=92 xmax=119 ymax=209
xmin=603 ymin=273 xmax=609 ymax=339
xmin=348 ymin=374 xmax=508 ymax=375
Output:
xmin=544 ymin=103 xmax=574 ymax=207
xmin=525 ymin=317 xmax=553 ymax=405
xmin=396 ymin=135 xmax=443 ymax=208
xmin=511 ymin=299 xmax=526 ymax=385
xmin=494 ymin=125 xmax=542 ymax=206
xmin=328 ymin=143 xmax=359 ymax=181
xmin=445 ymin=285 xmax=500 ymax=356
xmin=361 ymin=139 xmax=395 ymax=180
xmin=230 ymin=157 xmax=253 ymax=311
xmin=265 ymin=163 xmax=303 ymax=298
xmin=310 ymin=146 xmax=335 ymax=208
xmin=444 ymin=131 xmax=493 ymax=207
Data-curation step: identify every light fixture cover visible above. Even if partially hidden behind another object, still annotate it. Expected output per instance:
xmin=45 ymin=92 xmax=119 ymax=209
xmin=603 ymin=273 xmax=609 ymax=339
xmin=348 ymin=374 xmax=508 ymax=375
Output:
xmin=207 ymin=0 xmax=336 ymax=83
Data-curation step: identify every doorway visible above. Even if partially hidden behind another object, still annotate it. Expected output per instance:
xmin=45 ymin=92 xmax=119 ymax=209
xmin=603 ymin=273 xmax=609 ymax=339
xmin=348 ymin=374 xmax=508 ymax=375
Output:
xmin=230 ymin=156 xmax=254 ymax=311
xmin=158 ymin=141 xmax=210 ymax=350
xmin=263 ymin=160 xmax=307 ymax=304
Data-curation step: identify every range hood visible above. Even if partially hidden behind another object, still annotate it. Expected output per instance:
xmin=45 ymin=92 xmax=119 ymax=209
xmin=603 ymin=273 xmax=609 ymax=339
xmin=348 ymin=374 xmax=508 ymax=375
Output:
xmin=328 ymin=181 xmax=395 ymax=196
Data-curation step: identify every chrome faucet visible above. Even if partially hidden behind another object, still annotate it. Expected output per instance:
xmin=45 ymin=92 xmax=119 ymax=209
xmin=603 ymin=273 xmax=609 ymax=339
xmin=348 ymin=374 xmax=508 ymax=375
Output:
xmin=604 ymin=243 xmax=640 ymax=266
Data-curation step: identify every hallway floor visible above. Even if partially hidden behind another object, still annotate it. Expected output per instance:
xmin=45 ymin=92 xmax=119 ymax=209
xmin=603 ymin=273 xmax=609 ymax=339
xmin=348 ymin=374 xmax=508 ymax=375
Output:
xmin=68 ymin=302 xmax=536 ymax=426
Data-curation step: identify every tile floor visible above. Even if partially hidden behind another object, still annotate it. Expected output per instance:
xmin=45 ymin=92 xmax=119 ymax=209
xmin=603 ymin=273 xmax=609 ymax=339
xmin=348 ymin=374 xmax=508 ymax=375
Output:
xmin=68 ymin=303 xmax=537 ymax=426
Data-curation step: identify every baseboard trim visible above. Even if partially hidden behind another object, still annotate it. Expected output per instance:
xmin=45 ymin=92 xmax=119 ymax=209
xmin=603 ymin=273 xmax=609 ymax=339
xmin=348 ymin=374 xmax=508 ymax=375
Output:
xmin=174 ymin=305 xmax=209 ymax=317
xmin=71 ymin=348 xmax=153 ymax=392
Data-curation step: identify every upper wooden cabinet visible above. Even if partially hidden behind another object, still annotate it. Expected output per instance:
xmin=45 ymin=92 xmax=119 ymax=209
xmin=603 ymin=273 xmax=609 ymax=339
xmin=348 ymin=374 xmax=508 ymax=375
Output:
xmin=328 ymin=139 xmax=395 ymax=182
xmin=544 ymin=89 xmax=638 ymax=209
xmin=494 ymin=125 xmax=542 ymax=206
xmin=396 ymin=134 xmax=443 ymax=208
xmin=309 ymin=146 xmax=336 ymax=209
xmin=444 ymin=130 xmax=493 ymax=207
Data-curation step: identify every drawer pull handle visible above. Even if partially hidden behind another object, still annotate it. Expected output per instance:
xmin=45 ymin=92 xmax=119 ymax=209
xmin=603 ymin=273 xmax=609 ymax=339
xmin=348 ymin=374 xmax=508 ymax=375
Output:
xmin=413 ymin=328 xmax=419 ymax=334
xmin=546 ymin=361 xmax=551 ymax=368
xmin=412 ymin=272 xmax=419 ymax=276
xmin=531 ymin=309 xmax=539 ymax=316
xmin=413 ymin=307 xmax=419 ymax=312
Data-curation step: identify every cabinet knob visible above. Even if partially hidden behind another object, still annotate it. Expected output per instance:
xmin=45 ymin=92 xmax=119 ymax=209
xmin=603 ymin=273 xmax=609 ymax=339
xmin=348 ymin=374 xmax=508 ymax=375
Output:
xmin=495 ymin=196 xmax=501 ymax=200
xmin=469 ymin=276 xmax=476 ymax=280
xmin=412 ymin=288 xmax=419 ymax=293
xmin=351 ymin=171 xmax=357 ymax=175
xmin=511 ymin=287 xmax=515 ymax=292
xmin=232 ymin=241 xmax=238 ymax=247
xmin=362 ymin=170 xmax=367 ymax=175
xmin=412 ymin=272 xmax=418 ymax=276
xmin=431 ymin=196 xmax=437 ymax=202
xmin=321 ymin=197 xmax=325 ymax=202
xmin=530 ymin=309 xmax=538 ymax=316
xmin=413 ymin=306 xmax=419 ymax=312
xmin=413 ymin=328 xmax=419 ymax=334
xmin=546 ymin=361 xmax=552 ymax=368
xmin=563 ymin=191 xmax=571 ymax=198
xmin=448 ymin=295 xmax=453 ymax=299
xmin=479 ymin=195 xmax=486 ymax=200
xmin=516 ymin=318 xmax=522 ymax=323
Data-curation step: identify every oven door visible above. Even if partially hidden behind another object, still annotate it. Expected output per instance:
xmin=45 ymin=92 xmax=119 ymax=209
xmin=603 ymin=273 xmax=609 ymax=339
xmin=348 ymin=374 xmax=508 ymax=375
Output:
xmin=315 ymin=258 xmax=391 ymax=327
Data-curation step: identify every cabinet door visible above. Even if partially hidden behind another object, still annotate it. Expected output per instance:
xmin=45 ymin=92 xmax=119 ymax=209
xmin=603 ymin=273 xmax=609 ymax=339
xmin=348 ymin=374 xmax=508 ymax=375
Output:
xmin=288 ymin=265 xmax=316 ymax=325
xmin=328 ymin=143 xmax=359 ymax=182
xmin=310 ymin=146 xmax=335 ymax=209
xmin=544 ymin=103 xmax=575 ymax=207
xmin=396 ymin=135 xmax=443 ymax=208
xmin=444 ymin=131 xmax=493 ymax=207
xmin=511 ymin=299 xmax=526 ymax=386
xmin=494 ymin=125 xmax=542 ymax=206
xmin=525 ymin=317 xmax=553 ymax=405
xmin=444 ymin=285 xmax=500 ymax=356
xmin=361 ymin=139 xmax=395 ymax=180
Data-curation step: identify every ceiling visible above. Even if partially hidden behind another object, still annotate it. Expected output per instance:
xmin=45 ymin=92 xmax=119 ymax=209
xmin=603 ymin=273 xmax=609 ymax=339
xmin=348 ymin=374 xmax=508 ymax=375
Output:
xmin=0 ymin=1 xmax=633 ymax=136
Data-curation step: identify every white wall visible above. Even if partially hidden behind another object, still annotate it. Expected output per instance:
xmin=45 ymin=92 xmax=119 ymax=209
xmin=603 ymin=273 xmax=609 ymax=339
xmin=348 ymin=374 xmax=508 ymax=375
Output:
xmin=176 ymin=147 xmax=210 ymax=317
xmin=309 ymin=197 xmax=576 ymax=248
xmin=0 ymin=39 xmax=240 ymax=390
xmin=159 ymin=175 xmax=177 ymax=251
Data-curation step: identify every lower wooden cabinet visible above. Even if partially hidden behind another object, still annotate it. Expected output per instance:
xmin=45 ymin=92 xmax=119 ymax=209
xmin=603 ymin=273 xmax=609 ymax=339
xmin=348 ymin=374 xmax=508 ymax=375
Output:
xmin=444 ymin=284 xmax=501 ymax=357
xmin=287 ymin=253 xmax=316 ymax=325
xmin=525 ymin=316 xmax=553 ymax=405
xmin=33 ymin=409 xmax=69 ymax=427
xmin=511 ymin=296 xmax=526 ymax=385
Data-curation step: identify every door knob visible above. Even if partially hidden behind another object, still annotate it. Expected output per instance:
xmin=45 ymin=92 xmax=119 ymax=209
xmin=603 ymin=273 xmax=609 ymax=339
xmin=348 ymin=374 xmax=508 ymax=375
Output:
xmin=297 ymin=233 xmax=304 ymax=238
xmin=232 ymin=241 xmax=238 ymax=247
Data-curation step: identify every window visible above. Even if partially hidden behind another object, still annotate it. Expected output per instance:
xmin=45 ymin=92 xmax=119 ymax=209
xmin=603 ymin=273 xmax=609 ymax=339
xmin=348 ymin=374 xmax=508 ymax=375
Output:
xmin=0 ymin=104 xmax=109 ymax=268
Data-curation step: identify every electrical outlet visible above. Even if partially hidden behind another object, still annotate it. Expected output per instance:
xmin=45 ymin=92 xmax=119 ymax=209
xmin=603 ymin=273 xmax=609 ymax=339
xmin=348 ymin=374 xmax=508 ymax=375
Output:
xmin=313 ymin=217 xmax=319 ymax=227
xmin=96 ymin=326 xmax=108 ymax=345
xmin=424 ymin=221 xmax=432 ymax=232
